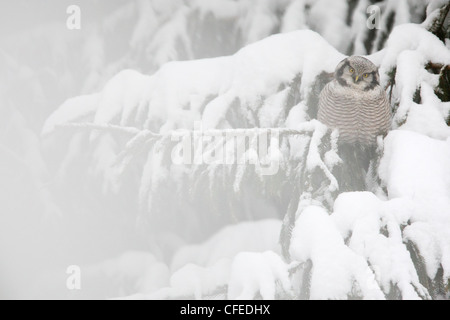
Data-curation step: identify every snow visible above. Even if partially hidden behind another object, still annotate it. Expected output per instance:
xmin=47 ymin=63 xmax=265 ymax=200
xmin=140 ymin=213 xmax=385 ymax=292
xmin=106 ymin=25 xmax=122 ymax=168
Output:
xmin=379 ymin=130 xmax=450 ymax=200
xmin=95 ymin=70 xmax=153 ymax=126
xmin=201 ymin=30 xmax=342 ymax=128
xmin=280 ymin=0 xmax=307 ymax=33
xmin=332 ymin=192 xmax=428 ymax=299
xmin=149 ymin=251 xmax=291 ymax=300
xmin=379 ymin=23 xmax=450 ymax=79
xmin=81 ymin=251 xmax=170 ymax=298
xmin=426 ymin=0 xmax=450 ymax=16
xmin=90 ymin=134 xmax=120 ymax=194
xmin=194 ymin=0 xmax=240 ymax=20
xmin=314 ymin=128 xmax=450 ymax=298
xmin=30 ymin=1 xmax=450 ymax=300
xmin=369 ymin=22 xmax=450 ymax=129
xmin=307 ymin=0 xmax=351 ymax=53
xmin=171 ymin=219 xmax=282 ymax=271
xmin=42 ymin=93 xmax=100 ymax=135
xmin=168 ymin=259 xmax=231 ymax=299
xmin=228 ymin=251 xmax=292 ymax=300
xmin=43 ymin=29 xmax=343 ymax=136
xmin=290 ymin=205 xmax=386 ymax=300
xmin=144 ymin=6 xmax=192 ymax=68
xmin=238 ymin=1 xmax=280 ymax=44
xmin=131 ymin=219 xmax=284 ymax=299
xmin=129 ymin=0 xmax=159 ymax=50
xmin=295 ymin=120 xmax=340 ymax=194
xmin=257 ymin=89 xmax=290 ymax=127
xmin=400 ymin=83 xmax=450 ymax=140
xmin=379 ymin=130 xmax=450 ymax=280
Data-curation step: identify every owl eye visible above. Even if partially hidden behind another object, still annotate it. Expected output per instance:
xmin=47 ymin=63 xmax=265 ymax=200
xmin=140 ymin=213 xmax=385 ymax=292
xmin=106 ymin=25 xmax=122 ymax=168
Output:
xmin=349 ymin=68 xmax=354 ymax=73
xmin=363 ymin=73 xmax=369 ymax=78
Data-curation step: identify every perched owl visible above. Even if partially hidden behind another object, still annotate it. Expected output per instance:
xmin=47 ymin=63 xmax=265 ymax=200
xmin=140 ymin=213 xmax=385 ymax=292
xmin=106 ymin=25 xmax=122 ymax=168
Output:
xmin=318 ymin=56 xmax=391 ymax=145
xmin=318 ymin=56 xmax=392 ymax=191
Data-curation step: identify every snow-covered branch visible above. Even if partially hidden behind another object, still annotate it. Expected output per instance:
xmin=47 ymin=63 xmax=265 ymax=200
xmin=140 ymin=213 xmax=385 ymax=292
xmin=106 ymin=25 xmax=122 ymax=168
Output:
xmin=40 ymin=2 xmax=450 ymax=300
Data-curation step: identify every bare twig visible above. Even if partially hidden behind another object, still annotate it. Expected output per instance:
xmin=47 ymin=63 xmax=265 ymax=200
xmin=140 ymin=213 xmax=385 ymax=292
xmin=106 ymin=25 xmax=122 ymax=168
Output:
xmin=55 ymin=121 xmax=323 ymax=173
xmin=56 ymin=122 xmax=319 ymax=140
xmin=55 ymin=123 xmax=142 ymax=137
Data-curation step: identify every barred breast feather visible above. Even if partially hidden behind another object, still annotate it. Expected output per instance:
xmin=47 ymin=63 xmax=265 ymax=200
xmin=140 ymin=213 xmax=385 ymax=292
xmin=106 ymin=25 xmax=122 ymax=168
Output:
xmin=317 ymin=80 xmax=391 ymax=145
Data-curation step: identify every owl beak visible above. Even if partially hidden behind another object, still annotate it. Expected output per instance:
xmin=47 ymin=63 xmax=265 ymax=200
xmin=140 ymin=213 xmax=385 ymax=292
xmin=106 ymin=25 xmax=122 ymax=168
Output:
xmin=353 ymin=75 xmax=360 ymax=83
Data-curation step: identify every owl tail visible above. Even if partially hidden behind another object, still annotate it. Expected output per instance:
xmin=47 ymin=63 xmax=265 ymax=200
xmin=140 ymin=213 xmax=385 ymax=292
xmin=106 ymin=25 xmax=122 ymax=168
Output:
xmin=334 ymin=143 xmax=376 ymax=192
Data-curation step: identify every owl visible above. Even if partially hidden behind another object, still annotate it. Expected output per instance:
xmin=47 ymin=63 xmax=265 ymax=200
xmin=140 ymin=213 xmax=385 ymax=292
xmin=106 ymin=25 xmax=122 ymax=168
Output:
xmin=317 ymin=56 xmax=392 ymax=191
xmin=318 ymin=56 xmax=391 ymax=145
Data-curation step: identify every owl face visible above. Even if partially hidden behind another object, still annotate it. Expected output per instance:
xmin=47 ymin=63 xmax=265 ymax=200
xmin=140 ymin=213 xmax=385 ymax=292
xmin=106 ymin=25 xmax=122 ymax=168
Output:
xmin=334 ymin=56 xmax=380 ymax=91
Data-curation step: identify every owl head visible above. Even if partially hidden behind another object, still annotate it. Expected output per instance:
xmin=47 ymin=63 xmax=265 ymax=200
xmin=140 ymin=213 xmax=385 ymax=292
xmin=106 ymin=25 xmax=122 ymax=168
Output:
xmin=334 ymin=56 xmax=380 ymax=91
